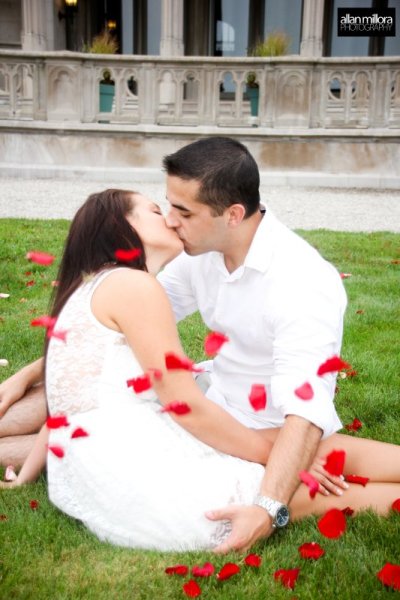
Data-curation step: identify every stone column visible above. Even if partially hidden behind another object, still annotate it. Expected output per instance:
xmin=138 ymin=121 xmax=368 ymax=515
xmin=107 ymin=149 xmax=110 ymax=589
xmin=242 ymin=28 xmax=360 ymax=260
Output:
xmin=21 ymin=0 xmax=48 ymax=51
xmin=159 ymin=0 xmax=184 ymax=56
xmin=300 ymin=0 xmax=325 ymax=57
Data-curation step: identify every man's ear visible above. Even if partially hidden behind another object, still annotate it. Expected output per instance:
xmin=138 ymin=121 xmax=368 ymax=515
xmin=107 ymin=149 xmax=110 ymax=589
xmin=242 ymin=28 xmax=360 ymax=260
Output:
xmin=226 ymin=204 xmax=246 ymax=227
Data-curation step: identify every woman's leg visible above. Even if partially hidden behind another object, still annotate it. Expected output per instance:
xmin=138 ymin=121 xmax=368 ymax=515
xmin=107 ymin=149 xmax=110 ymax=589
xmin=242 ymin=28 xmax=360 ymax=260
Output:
xmin=290 ymin=480 xmax=400 ymax=519
xmin=0 ymin=384 xmax=46 ymax=438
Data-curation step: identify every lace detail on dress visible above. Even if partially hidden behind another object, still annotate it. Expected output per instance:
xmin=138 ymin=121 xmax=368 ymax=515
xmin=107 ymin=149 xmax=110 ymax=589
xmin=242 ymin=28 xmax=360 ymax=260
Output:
xmin=46 ymin=269 xmax=126 ymax=416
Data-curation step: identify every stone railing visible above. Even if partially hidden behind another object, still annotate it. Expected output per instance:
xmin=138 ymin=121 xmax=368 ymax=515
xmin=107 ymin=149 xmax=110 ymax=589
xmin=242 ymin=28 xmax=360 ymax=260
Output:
xmin=0 ymin=50 xmax=399 ymax=129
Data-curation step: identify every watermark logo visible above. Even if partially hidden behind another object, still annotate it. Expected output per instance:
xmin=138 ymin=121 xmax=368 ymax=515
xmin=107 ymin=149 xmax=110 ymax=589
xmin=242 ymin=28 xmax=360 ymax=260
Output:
xmin=338 ymin=7 xmax=396 ymax=37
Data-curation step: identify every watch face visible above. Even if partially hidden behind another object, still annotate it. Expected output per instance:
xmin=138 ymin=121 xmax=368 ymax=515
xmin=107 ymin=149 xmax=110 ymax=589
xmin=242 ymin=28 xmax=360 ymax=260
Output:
xmin=275 ymin=505 xmax=290 ymax=528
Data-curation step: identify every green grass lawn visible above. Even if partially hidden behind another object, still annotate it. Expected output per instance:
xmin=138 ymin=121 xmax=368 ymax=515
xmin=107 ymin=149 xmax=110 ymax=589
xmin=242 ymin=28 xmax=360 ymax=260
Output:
xmin=0 ymin=220 xmax=399 ymax=599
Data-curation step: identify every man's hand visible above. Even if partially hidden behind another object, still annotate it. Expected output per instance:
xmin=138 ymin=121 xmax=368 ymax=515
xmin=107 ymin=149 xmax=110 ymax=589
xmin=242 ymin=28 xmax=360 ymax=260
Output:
xmin=206 ymin=505 xmax=274 ymax=554
xmin=309 ymin=456 xmax=349 ymax=496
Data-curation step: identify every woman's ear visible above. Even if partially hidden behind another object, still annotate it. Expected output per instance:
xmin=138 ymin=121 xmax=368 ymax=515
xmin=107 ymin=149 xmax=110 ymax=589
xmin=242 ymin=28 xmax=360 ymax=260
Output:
xmin=226 ymin=204 xmax=246 ymax=227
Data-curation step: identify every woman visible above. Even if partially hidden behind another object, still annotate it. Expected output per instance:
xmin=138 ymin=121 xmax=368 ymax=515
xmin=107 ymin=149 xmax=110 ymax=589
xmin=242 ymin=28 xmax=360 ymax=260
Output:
xmin=1 ymin=189 xmax=399 ymax=551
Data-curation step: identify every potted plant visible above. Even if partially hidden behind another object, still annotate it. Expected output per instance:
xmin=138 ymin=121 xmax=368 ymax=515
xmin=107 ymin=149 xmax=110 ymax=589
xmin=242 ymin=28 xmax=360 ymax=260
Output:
xmin=246 ymin=31 xmax=291 ymax=117
xmin=87 ymin=29 xmax=119 ymax=114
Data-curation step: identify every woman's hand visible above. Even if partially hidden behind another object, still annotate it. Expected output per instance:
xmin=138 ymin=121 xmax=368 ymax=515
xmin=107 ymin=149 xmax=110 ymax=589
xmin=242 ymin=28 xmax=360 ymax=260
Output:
xmin=309 ymin=456 xmax=349 ymax=496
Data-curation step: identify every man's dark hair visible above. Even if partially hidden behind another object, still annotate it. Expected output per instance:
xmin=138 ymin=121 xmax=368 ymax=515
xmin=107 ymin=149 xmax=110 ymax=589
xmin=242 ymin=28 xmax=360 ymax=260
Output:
xmin=162 ymin=137 xmax=260 ymax=217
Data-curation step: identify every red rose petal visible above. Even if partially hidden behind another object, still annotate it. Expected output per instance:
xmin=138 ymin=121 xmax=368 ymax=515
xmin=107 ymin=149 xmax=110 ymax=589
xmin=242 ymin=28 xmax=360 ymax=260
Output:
xmin=344 ymin=418 xmax=362 ymax=432
xmin=216 ymin=563 xmax=240 ymax=581
xmin=317 ymin=508 xmax=346 ymax=539
xmin=345 ymin=474 xmax=369 ymax=486
xmin=26 ymin=280 xmax=35 ymax=287
xmin=298 ymin=542 xmax=325 ymax=560
xmin=341 ymin=506 xmax=354 ymax=516
xmin=391 ymin=498 xmax=400 ymax=513
xmin=299 ymin=470 xmax=319 ymax=498
xmin=274 ymin=568 xmax=300 ymax=590
xmin=183 ymin=579 xmax=202 ymax=597
xmin=324 ymin=449 xmax=346 ymax=477
xmin=126 ymin=374 xmax=152 ymax=393
xmin=46 ymin=414 xmax=70 ymax=429
xmin=26 ymin=251 xmax=55 ymax=266
xmin=165 ymin=352 xmax=203 ymax=373
xmin=31 ymin=315 xmax=57 ymax=329
xmin=248 ymin=384 xmax=267 ymax=411
xmin=114 ymin=248 xmax=142 ymax=262
xmin=244 ymin=553 xmax=262 ymax=567
xmin=340 ymin=273 xmax=352 ymax=279
xmin=165 ymin=564 xmax=189 ymax=576
xmin=345 ymin=369 xmax=358 ymax=378
xmin=160 ymin=401 xmax=191 ymax=416
xmin=71 ymin=427 xmax=89 ymax=439
xmin=317 ymin=355 xmax=351 ymax=376
xmin=377 ymin=563 xmax=400 ymax=591
xmin=29 ymin=499 xmax=39 ymax=510
xmin=191 ymin=562 xmax=215 ymax=577
xmin=47 ymin=327 xmax=68 ymax=342
xmin=47 ymin=444 xmax=65 ymax=459
xmin=204 ymin=331 xmax=229 ymax=356
xmin=294 ymin=382 xmax=314 ymax=401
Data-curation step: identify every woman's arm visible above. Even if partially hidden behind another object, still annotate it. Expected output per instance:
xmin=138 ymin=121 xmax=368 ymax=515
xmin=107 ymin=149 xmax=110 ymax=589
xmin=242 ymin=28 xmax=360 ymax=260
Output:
xmin=0 ymin=424 xmax=48 ymax=488
xmin=0 ymin=358 xmax=44 ymax=419
xmin=92 ymin=270 xmax=273 ymax=465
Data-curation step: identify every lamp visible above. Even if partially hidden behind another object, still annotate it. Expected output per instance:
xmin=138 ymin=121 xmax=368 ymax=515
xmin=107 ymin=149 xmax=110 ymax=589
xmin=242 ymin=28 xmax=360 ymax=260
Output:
xmin=58 ymin=0 xmax=78 ymax=20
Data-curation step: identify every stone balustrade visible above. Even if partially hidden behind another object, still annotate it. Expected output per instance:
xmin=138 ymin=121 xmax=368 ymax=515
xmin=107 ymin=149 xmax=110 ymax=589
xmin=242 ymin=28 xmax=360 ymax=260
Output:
xmin=0 ymin=50 xmax=399 ymax=130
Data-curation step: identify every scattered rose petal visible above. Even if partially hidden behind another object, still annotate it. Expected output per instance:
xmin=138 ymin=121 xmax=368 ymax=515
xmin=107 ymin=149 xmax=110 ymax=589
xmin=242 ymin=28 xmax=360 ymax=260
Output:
xmin=26 ymin=280 xmax=35 ymax=287
xmin=114 ymin=248 xmax=142 ymax=262
xmin=26 ymin=251 xmax=55 ymax=266
xmin=317 ymin=508 xmax=346 ymax=539
xmin=345 ymin=369 xmax=358 ymax=378
xmin=147 ymin=368 xmax=163 ymax=381
xmin=341 ymin=506 xmax=354 ymax=516
xmin=0 ymin=293 xmax=10 ymax=299
xmin=299 ymin=542 xmax=325 ymax=560
xmin=377 ymin=563 xmax=400 ymax=591
xmin=216 ymin=563 xmax=240 ymax=581
xmin=244 ymin=553 xmax=262 ymax=567
xmin=299 ymin=470 xmax=319 ymax=498
xmin=165 ymin=352 xmax=203 ymax=373
xmin=47 ymin=444 xmax=65 ymax=459
xmin=204 ymin=331 xmax=229 ymax=356
xmin=391 ymin=259 xmax=400 ymax=265
xmin=345 ymin=474 xmax=369 ymax=486
xmin=317 ymin=355 xmax=351 ymax=377
xmin=324 ymin=449 xmax=346 ymax=477
xmin=165 ymin=565 xmax=189 ymax=576
xmin=126 ymin=374 xmax=152 ymax=393
xmin=5 ymin=466 xmax=17 ymax=481
xmin=391 ymin=498 xmax=400 ymax=513
xmin=183 ymin=579 xmax=202 ymax=598
xmin=248 ymin=384 xmax=267 ymax=411
xmin=160 ymin=401 xmax=191 ymax=415
xmin=31 ymin=315 xmax=57 ymax=329
xmin=0 ymin=359 xmax=9 ymax=367
xmin=191 ymin=562 xmax=215 ymax=577
xmin=46 ymin=415 xmax=70 ymax=429
xmin=294 ymin=382 xmax=314 ymax=401
xmin=29 ymin=499 xmax=39 ymax=510
xmin=344 ymin=418 xmax=362 ymax=432
xmin=274 ymin=568 xmax=300 ymax=590
xmin=356 ymin=309 xmax=364 ymax=314
xmin=340 ymin=273 xmax=352 ymax=279
xmin=46 ymin=415 xmax=69 ymax=429
xmin=0 ymin=514 xmax=7 ymax=521
xmin=51 ymin=280 xmax=59 ymax=287
xmin=47 ymin=328 xmax=68 ymax=342
xmin=71 ymin=427 xmax=89 ymax=439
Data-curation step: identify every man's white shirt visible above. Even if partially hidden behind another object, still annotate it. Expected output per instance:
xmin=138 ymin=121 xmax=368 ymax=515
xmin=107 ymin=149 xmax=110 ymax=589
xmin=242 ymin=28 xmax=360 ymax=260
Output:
xmin=158 ymin=210 xmax=347 ymax=438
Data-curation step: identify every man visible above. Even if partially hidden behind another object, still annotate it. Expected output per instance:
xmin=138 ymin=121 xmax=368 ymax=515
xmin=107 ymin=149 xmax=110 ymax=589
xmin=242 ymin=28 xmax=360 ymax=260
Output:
xmin=0 ymin=136 xmax=348 ymax=552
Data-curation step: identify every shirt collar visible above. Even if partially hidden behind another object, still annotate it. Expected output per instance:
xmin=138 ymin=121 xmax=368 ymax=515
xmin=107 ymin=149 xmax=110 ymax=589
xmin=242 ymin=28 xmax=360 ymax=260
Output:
xmin=243 ymin=206 xmax=275 ymax=273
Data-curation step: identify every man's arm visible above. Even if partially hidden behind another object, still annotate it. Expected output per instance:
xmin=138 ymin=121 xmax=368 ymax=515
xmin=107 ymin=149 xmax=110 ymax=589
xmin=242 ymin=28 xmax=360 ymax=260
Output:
xmin=0 ymin=358 xmax=44 ymax=418
xmin=207 ymin=415 xmax=321 ymax=553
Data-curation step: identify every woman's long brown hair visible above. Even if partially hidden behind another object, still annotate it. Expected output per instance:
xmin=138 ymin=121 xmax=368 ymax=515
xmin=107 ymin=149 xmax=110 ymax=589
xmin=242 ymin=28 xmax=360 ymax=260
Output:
xmin=49 ymin=188 xmax=147 ymax=321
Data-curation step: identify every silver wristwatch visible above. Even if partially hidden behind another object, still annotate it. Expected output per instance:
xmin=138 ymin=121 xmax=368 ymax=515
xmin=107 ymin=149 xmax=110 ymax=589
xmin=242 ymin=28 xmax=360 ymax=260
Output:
xmin=254 ymin=494 xmax=290 ymax=529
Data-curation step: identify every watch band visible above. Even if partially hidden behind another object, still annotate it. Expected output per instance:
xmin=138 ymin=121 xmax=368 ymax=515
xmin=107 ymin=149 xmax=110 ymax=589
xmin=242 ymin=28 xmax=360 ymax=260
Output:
xmin=254 ymin=494 xmax=290 ymax=528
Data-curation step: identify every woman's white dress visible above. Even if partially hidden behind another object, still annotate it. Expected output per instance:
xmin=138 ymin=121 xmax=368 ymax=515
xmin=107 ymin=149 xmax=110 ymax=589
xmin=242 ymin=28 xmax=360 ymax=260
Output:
xmin=46 ymin=269 xmax=264 ymax=551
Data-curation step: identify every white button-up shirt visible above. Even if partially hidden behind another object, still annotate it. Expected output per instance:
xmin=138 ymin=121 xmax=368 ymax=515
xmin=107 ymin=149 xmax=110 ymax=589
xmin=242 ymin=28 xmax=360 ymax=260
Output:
xmin=158 ymin=210 xmax=347 ymax=438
